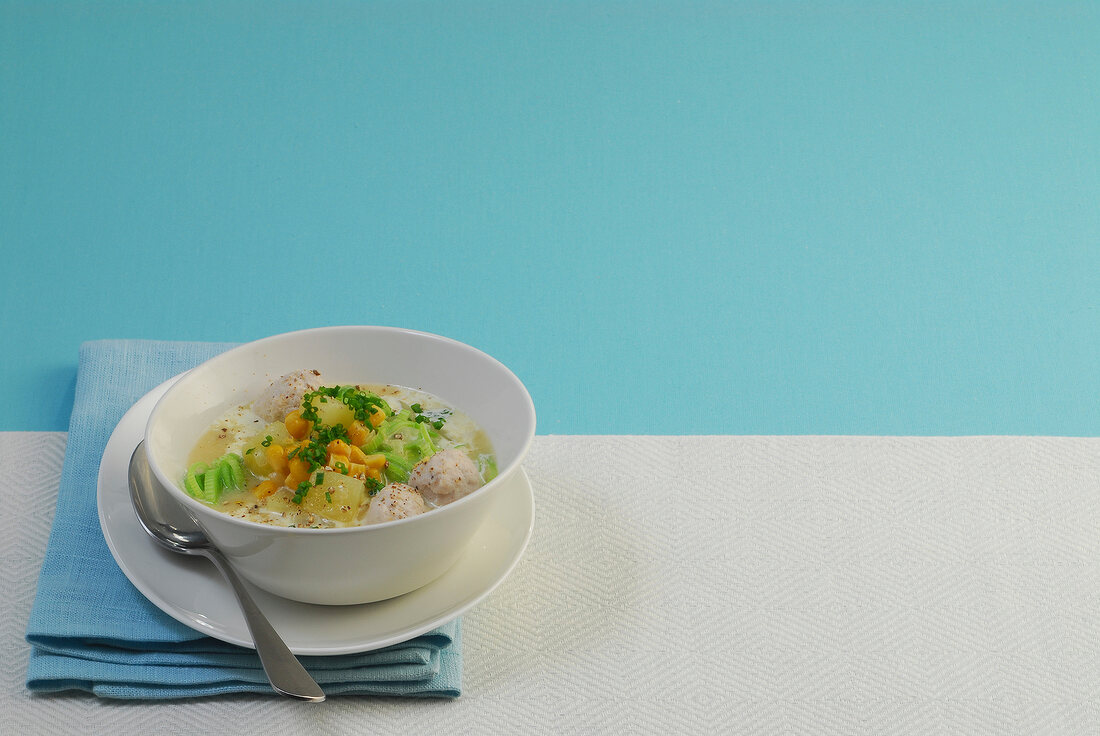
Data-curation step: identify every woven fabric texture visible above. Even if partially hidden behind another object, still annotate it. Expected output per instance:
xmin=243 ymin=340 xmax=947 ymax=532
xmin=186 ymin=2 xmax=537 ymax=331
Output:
xmin=8 ymin=431 xmax=1100 ymax=732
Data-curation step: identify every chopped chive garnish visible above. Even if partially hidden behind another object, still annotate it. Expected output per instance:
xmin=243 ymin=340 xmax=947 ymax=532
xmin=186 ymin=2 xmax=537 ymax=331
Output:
xmin=365 ymin=476 xmax=383 ymax=497
xmin=260 ymin=435 xmax=273 ymax=447
xmin=292 ymin=480 xmax=312 ymax=504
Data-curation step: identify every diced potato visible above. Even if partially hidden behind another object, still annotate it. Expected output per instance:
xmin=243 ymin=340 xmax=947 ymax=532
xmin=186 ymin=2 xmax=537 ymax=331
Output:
xmin=244 ymin=422 xmax=293 ymax=454
xmin=260 ymin=421 xmax=294 ymax=446
xmin=299 ymin=472 xmax=366 ymax=524
xmin=264 ymin=489 xmax=300 ymax=515
xmin=314 ymin=400 xmax=355 ymax=429
xmin=242 ymin=421 xmax=295 ymax=475
xmin=243 ymin=447 xmax=273 ymax=476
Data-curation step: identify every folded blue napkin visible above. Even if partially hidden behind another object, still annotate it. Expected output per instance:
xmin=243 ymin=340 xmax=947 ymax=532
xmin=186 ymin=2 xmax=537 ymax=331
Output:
xmin=25 ymin=339 xmax=462 ymax=699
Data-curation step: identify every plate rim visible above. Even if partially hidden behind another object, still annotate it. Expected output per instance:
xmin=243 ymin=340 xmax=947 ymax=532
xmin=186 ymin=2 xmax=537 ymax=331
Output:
xmin=96 ymin=374 xmax=534 ymax=655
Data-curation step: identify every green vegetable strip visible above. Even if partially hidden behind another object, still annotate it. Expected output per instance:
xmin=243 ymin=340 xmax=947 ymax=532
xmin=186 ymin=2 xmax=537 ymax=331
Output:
xmin=398 ymin=446 xmax=418 ymax=467
xmin=225 ymin=453 xmax=244 ymax=486
xmin=383 ymin=451 xmax=412 ymax=473
xmin=362 ymin=431 xmax=386 ymax=453
xmin=202 ymin=466 xmax=220 ymax=502
xmin=184 ymin=462 xmax=206 ymax=498
xmin=363 ymin=412 xmax=426 ymax=464
xmin=416 ymin=422 xmax=438 ymax=456
xmin=382 ymin=419 xmax=419 ymax=436
xmin=185 ymin=474 xmax=204 ymax=498
xmin=382 ymin=452 xmax=411 ymax=482
xmin=183 ymin=454 xmax=245 ymax=504
xmin=218 ymin=461 xmax=233 ymax=491
xmin=480 ymin=455 xmax=498 ymax=482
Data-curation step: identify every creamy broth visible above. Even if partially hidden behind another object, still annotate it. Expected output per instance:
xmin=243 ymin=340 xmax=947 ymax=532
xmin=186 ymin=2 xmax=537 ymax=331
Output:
xmin=182 ymin=373 xmax=495 ymax=528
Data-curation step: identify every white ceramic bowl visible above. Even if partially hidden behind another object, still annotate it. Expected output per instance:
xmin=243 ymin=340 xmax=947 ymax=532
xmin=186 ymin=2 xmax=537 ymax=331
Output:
xmin=144 ymin=326 xmax=535 ymax=605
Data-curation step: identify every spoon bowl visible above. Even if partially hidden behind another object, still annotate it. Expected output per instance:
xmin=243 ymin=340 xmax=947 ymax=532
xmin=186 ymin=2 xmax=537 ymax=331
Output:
xmin=128 ymin=441 xmax=325 ymax=702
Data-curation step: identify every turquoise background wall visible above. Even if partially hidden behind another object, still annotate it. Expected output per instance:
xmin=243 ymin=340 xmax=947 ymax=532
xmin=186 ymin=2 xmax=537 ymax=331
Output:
xmin=2 ymin=1 xmax=1098 ymax=434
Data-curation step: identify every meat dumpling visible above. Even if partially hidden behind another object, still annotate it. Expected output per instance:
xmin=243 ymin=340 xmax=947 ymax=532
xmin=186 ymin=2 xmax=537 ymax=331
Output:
xmin=407 ymin=449 xmax=482 ymax=505
xmin=362 ymin=482 xmax=428 ymax=524
xmin=252 ymin=369 xmax=321 ymax=422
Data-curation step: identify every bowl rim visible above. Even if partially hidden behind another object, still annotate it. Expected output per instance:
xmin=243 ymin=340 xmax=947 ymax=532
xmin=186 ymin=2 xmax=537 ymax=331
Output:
xmin=144 ymin=325 xmax=536 ymax=534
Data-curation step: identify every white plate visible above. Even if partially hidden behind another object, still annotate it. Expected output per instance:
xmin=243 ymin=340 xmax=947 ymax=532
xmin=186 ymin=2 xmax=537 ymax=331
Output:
xmin=97 ymin=375 xmax=534 ymax=656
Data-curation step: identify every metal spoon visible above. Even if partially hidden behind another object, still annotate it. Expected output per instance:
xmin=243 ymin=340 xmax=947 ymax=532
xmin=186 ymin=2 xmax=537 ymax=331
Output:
xmin=128 ymin=441 xmax=326 ymax=702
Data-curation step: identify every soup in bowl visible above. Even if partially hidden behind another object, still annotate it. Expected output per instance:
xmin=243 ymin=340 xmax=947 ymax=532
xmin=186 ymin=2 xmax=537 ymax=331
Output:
xmin=183 ymin=376 xmax=498 ymax=528
xmin=144 ymin=326 xmax=536 ymax=605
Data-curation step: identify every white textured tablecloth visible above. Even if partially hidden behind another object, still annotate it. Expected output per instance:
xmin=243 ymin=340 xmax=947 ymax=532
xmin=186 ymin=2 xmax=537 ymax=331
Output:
xmin=6 ymin=433 xmax=1100 ymax=734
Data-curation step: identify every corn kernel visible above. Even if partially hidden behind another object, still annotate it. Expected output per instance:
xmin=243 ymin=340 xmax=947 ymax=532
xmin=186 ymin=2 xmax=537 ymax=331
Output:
xmin=326 ymin=451 xmax=350 ymax=469
xmin=264 ymin=444 xmax=289 ymax=475
xmin=284 ymin=410 xmax=311 ymax=440
xmin=347 ymin=420 xmax=369 ymax=446
xmin=362 ymin=452 xmax=387 ymax=470
xmin=288 ymin=456 xmax=309 ymax=477
xmin=326 ymin=439 xmax=350 ymax=455
xmin=252 ymin=479 xmax=281 ymax=499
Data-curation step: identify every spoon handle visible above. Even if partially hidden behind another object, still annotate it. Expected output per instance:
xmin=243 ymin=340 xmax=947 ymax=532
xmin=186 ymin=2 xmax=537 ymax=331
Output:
xmin=201 ymin=548 xmax=326 ymax=702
